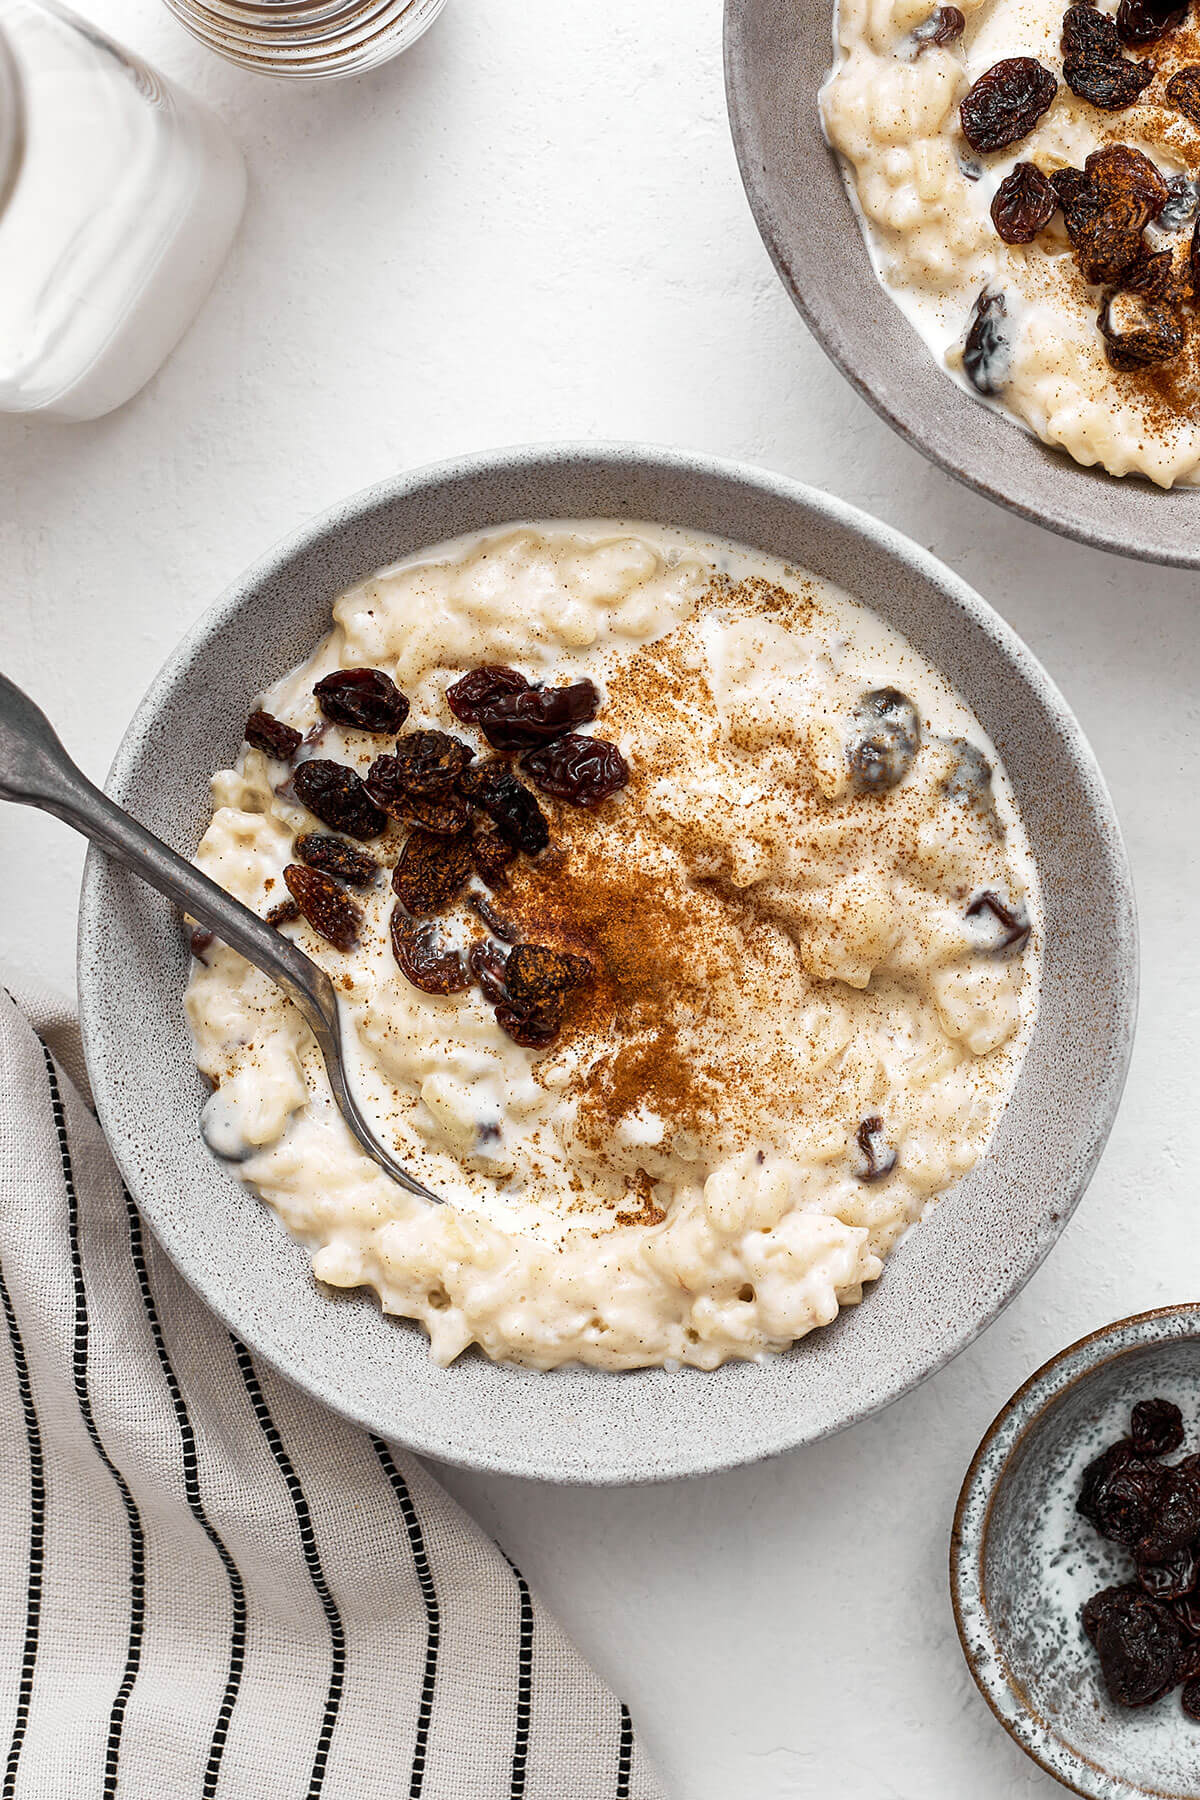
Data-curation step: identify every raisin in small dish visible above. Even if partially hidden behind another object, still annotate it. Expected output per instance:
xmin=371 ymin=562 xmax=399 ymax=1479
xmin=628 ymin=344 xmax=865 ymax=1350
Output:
xmin=954 ymin=1311 xmax=1200 ymax=1795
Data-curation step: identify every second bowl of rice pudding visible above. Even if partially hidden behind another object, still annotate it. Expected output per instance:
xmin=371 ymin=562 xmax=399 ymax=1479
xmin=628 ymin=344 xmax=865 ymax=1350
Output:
xmin=727 ymin=0 xmax=1200 ymax=564
xmin=78 ymin=447 xmax=1135 ymax=1478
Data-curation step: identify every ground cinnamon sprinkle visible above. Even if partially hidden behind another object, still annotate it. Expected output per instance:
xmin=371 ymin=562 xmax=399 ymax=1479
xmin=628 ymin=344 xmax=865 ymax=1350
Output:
xmin=501 ymin=821 xmax=735 ymax=1165
xmin=494 ymin=595 xmax=800 ymax=1193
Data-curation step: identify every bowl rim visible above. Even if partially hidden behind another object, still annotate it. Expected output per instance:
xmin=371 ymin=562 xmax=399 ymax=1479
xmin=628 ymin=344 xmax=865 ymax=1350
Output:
xmin=76 ymin=439 xmax=1139 ymax=1482
xmin=722 ymin=0 xmax=1200 ymax=570
xmin=950 ymin=1304 xmax=1200 ymax=1799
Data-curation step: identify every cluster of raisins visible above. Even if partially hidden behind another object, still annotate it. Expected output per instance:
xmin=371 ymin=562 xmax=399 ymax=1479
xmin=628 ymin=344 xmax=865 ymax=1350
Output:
xmin=232 ymin=659 xmax=627 ymax=1046
xmin=960 ymin=2 xmax=1200 ymax=382
xmin=1078 ymin=1399 xmax=1200 ymax=1716
xmin=980 ymin=144 xmax=1198 ymax=378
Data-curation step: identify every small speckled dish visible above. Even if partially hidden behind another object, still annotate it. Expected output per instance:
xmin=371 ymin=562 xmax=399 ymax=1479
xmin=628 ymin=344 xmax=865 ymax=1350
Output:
xmin=724 ymin=0 xmax=1200 ymax=566
xmin=952 ymin=1307 xmax=1200 ymax=1798
xmin=77 ymin=444 xmax=1136 ymax=1483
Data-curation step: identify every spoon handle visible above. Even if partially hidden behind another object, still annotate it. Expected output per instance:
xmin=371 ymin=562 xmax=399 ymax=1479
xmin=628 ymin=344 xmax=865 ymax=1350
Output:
xmin=0 ymin=670 xmax=331 ymax=1024
xmin=0 ymin=671 xmax=442 ymax=1202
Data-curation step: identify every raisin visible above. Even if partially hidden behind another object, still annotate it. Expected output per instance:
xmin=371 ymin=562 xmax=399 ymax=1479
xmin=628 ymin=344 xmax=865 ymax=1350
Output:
xmin=1086 ymin=143 xmax=1169 ymax=218
xmin=190 ymin=927 xmax=215 ymax=963
xmin=473 ymin=679 xmax=600 ymax=753
xmin=372 ymin=730 xmax=474 ymax=799
xmin=472 ymin=827 xmax=518 ymax=886
xmin=1065 ymin=3 xmax=1129 ymax=59
xmin=504 ymin=943 xmax=589 ymax=1012
xmin=291 ymin=759 xmax=387 ymax=839
xmin=1051 ymin=165 xmax=1103 ymax=236
xmin=294 ymin=834 xmax=379 ymax=886
xmin=941 ymin=739 xmax=998 ymax=821
xmin=402 ymin=792 xmax=474 ymax=835
xmin=1138 ymin=1548 xmax=1199 ymax=1600
xmin=522 ymin=734 xmax=630 ymax=807
xmin=1099 ymin=290 xmax=1185 ymax=369
xmin=392 ymin=828 xmax=475 ymax=916
xmin=313 ymin=667 xmax=409 ymax=733
xmin=469 ymin=892 xmax=519 ymax=942
xmin=490 ymin=944 xmax=593 ymax=1050
xmin=960 ymin=58 xmax=1058 ymax=153
xmin=1160 ymin=176 xmax=1199 ymax=234
xmin=245 ymin=709 xmax=302 ymax=761
xmin=445 ymin=665 xmax=531 ymax=723
xmin=963 ymin=288 xmax=1010 ymax=394
xmin=913 ymin=5 xmax=965 ymax=49
xmin=458 ymin=761 xmax=550 ymax=854
xmin=365 ymin=751 xmax=471 ymax=831
xmin=848 ymin=689 xmax=922 ymax=792
xmin=1133 ymin=1399 xmax=1186 ymax=1458
xmin=1075 ymin=198 xmax=1150 ymax=284
xmin=1121 ymin=249 xmax=1180 ymax=301
xmin=389 ymin=909 xmax=470 ymax=995
xmin=1137 ymin=1470 xmax=1200 ymax=1563
xmin=1093 ymin=1589 xmax=1181 ymax=1706
xmin=991 ymin=162 xmax=1058 ymax=242
xmin=265 ymin=897 xmax=301 ymax=927
xmin=1178 ymin=1594 xmax=1200 ymax=1636
xmin=965 ymin=891 xmax=1032 ymax=954
xmin=494 ymin=1002 xmax=563 ymax=1049
xmin=855 ymin=1116 xmax=897 ymax=1182
xmin=1178 ymin=1639 xmax=1200 ymax=1678
xmin=1078 ymin=1440 xmax=1168 ymax=1545
xmin=282 ymin=863 xmax=362 ymax=951
xmin=1167 ymin=65 xmax=1200 ymax=127
xmin=1062 ymin=4 xmax=1155 ymax=109
xmin=1117 ymin=0 xmax=1186 ymax=45
xmin=1084 ymin=1584 xmax=1138 ymax=1645
xmin=1183 ymin=1678 xmax=1200 ymax=1719
xmin=468 ymin=940 xmax=510 ymax=1004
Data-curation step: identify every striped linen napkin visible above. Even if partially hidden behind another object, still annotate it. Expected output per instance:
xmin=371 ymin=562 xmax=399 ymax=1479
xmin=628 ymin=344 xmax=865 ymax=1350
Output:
xmin=0 ymin=981 xmax=664 ymax=1800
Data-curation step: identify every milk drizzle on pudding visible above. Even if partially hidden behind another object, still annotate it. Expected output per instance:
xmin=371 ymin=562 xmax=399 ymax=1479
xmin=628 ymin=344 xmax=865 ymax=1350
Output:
xmin=822 ymin=0 xmax=1200 ymax=485
xmin=186 ymin=522 xmax=1041 ymax=1371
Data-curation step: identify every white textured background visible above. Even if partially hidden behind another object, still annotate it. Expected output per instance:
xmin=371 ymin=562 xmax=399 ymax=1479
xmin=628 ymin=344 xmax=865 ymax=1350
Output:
xmin=2 ymin=1 xmax=1198 ymax=1794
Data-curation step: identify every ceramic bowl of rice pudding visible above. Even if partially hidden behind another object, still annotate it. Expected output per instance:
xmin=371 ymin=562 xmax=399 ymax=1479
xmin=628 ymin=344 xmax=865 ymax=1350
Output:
xmin=78 ymin=446 xmax=1135 ymax=1480
xmin=727 ymin=0 xmax=1200 ymax=562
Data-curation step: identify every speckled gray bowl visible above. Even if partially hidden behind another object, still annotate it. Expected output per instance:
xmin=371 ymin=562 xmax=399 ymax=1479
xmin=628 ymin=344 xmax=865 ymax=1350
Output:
xmin=724 ymin=0 xmax=1200 ymax=566
xmin=952 ymin=1308 xmax=1200 ymax=1798
xmin=77 ymin=443 xmax=1137 ymax=1483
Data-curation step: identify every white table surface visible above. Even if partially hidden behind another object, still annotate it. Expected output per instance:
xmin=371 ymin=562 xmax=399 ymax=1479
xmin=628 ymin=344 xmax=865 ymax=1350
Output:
xmin=2 ymin=2 xmax=1198 ymax=1793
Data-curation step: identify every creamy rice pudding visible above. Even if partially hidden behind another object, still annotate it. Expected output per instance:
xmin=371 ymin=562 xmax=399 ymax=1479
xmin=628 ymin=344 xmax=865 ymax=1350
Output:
xmin=186 ymin=523 xmax=1040 ymax=1371
xmin=823 ymin=0 xmax=1200 ymax=484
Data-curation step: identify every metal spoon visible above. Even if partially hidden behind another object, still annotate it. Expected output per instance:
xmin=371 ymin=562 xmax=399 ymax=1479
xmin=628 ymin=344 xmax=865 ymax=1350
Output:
xmin=0 ymin=671 xmax=443 ymax=1204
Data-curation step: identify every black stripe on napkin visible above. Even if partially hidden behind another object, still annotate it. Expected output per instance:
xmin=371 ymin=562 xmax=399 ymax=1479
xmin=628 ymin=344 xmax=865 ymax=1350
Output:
xmin=371 ymin=1438 xmax=440 ymax=1800
xmin=616 ymin=1701 xmax=634 ymax=1798
xmin=233 ymin=1340 xmax=346 ymax=1798
xmin=0 ymin=1260 xmax=45 ymax=1800
xmin=43 ymin=1044 xmax=146 ymax=1800
xmin=502 ymin=1553 xmax=534 ymax=1799
xmin=122 ymin=1191 xmax=248 ymax=1798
